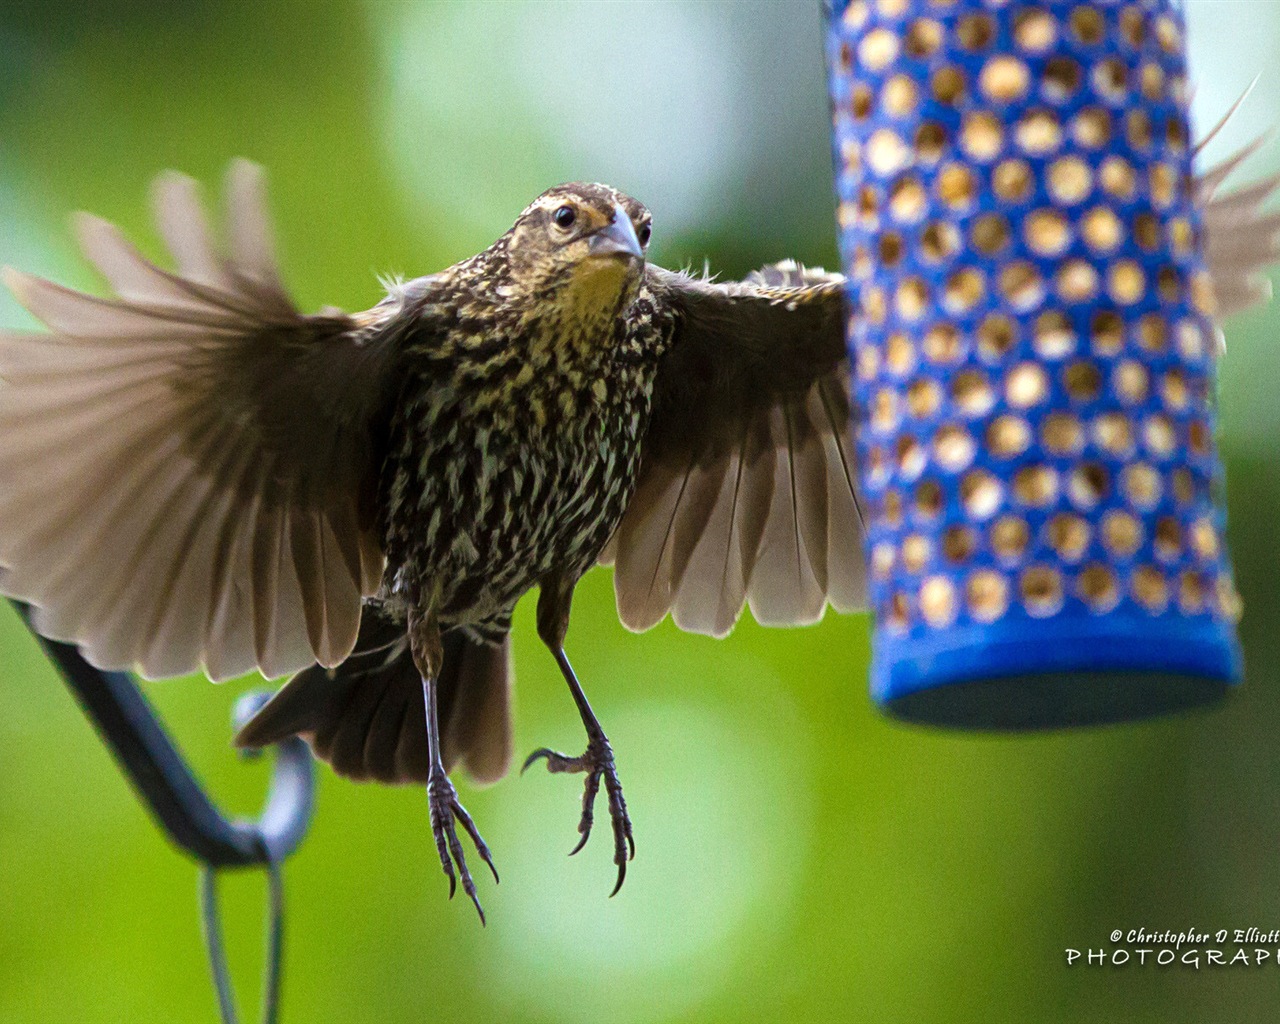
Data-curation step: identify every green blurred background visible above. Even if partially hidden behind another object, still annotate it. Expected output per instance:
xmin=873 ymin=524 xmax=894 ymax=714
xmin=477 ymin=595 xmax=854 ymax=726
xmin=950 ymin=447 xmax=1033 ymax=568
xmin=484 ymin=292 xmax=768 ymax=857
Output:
xmin=1 ymin=1 xmax=1278 ymax=1021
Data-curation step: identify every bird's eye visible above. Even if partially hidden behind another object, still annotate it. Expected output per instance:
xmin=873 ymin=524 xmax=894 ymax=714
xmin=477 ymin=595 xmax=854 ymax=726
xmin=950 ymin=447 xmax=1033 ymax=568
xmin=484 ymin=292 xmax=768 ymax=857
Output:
xmin=553 ymin=205 xmax=577 ymax=229
xmin=637 ymin=222 xmax=652 ymax=246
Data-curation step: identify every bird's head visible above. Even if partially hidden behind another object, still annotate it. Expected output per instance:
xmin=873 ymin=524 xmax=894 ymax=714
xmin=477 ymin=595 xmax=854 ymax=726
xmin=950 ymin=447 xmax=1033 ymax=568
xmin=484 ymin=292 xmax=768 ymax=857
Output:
xmin=503 ymin=183 xmax=651 ymax=324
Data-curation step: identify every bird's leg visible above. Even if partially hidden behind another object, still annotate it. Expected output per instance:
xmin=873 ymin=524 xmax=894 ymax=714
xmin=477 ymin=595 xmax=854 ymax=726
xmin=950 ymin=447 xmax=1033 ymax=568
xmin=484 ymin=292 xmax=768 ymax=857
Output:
xmin=410 ymin=610 xmax=498 ymax=923
xmin=522 ymin=579 xmax=635 ymax=896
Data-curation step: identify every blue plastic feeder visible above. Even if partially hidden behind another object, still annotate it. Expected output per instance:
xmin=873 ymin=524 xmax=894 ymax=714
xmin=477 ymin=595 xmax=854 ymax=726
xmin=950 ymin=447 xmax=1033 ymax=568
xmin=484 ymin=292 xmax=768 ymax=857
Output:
xmin=824 ymin=0 xmax=1242 ymax=728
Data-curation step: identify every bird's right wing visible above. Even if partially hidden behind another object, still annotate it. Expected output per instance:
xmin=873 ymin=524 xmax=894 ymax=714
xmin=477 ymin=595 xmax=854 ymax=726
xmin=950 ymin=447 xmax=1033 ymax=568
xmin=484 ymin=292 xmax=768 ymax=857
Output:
xmin=0 ymin=161 xmax=394 ymax=681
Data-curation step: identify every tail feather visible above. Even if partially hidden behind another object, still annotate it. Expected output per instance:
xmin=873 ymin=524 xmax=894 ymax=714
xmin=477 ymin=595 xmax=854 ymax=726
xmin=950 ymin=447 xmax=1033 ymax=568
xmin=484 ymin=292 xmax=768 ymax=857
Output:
xmin=234 ymin=608 xmax=513 ymax=786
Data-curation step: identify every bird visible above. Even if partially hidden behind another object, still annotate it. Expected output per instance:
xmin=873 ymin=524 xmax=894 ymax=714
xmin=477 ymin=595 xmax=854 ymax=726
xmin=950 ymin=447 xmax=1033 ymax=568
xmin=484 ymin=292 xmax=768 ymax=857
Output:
xmin=0 ymin=132 xmax=1274 ymax=920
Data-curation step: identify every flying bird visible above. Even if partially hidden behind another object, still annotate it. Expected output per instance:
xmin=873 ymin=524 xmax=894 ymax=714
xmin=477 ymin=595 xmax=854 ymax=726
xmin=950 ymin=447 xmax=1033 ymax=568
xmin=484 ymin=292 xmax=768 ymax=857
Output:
xmin=0 ymin=136 xmax=1274 ymax=920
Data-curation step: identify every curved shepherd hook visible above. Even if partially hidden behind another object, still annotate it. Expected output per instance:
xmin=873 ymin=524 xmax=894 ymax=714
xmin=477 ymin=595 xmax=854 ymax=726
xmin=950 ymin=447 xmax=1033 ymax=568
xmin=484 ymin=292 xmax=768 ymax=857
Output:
xmin=11 ymin=600 xmax=314 ymax=1024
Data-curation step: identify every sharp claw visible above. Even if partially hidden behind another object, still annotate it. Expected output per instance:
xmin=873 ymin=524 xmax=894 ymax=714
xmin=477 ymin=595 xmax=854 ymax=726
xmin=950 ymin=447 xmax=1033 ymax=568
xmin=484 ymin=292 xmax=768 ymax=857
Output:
xmin=521 ymin=748 xmax=554 ymax=775
xmin=627 ymin=832 xmax=636 ymax=860
xmin=609 ymin=859 xmax=627 ymax=898
xmin=447 ymin=874 xmax=457 ymax=900
xmin=427 ymin=773 xmax=496 ymax=923
xmin=568 ymin=831 xmax=590 ymax=857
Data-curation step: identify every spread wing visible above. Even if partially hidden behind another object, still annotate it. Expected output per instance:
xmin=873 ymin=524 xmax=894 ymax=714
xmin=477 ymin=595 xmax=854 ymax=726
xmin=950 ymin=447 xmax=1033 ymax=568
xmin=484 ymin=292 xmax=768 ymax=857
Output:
xmin=610 ymin=134 xmax=1279 ymax=639
xmin=0 ymin=161 xmax=391 ymax=680
xmin=609 ymin=261 xmax=865 ymax=638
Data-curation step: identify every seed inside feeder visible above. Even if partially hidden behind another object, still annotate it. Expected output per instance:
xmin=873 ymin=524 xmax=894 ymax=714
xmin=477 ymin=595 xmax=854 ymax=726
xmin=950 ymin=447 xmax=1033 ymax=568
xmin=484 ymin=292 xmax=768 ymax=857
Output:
xmin=1090 ymin=311 xmax=1125 ymax=356
xmin=1026 ymin=209 xmax=1072 ymax=256
xmin=1101 ymin=510 xmax=1143 ymax=557
xmin=1178 ymin=570 xmax=1206 ymax=614
xmin=904 ymin=16 xmax=943 ymax=57
xmin=896 ymin=435 xmax=927 ymax=479
xmin=943 ymin=269 xmax=984 ymax=314
xmin=980 ymin=56 xmax=1030 ymax=102
xmin=977 ymin=315 xmax=1017 ymax=361
xmin=1108 ymin=261 xmax=1146 ymax=304
xmin=1042 ymin=412 xmax=1085 ymax=454
xmin=916 ymin=480 xmax=944 ymax=518
xmin=1121 ymin=463 xmax=1162 ymax=509
xmin=962 ymin=471 xmax=1003 ymax=520
xmin=924 ymin=324 xmax=964 ymax=364
xmin=938 ymin=163 xmax=977 ymax=209
xmin=1215 ymin=576 xmax=1243 ymax=623
xmin=1033 ymin=311 xmax=1076 ymax=359
xmin=896 ymin=277 xmax=929 ymax=320
xmin=1132 ymin=566 xmax=1170 ymax=613
xmin=1092 ymin=412 xmax=1135 ymax=456
xmin=920 ymin=220 xmax=960 ymax=262
xmin=1072 ymin=107 xmax=1112 ymax=149
xmin=967 ymin=570 xmax=1010 ymax=622
xmin=1068 ymin=463 xmax=1110 ymax=509
xmin=999 ymin=262 xmax=1046 ymax=311
xmin=1048 ymin=156 xmax=1092 ymax=204
xmin=1014 ymin=465 xmax=1059 ymax=507
xmin=920 ymin=576 xmax=958 ymax=627
xmin=1043 ymin=57 xmax=1083 ymax=103
xmin=932 ymin=66 xmax=968 ymax=106
xmin=957 ymin=13 xmax=995 ymax=50
xmin=1160 ymin=369 xmax=1189 ymax=410
xmin=1014 ymin=8 xmax=1057 ymax=52
xmin=889 ymin=177 xmax=927 ymax=222
xmin=1006 ymin=362 xmax=1050 ymax=407
xmin=858 ymin=27 xmax=899 ymax=71
xmin=901 ymin=534 xmax=932 ymax=574
xmin=914 ymin=122 xmax=947 ymax=163
xmin=1113 ymin=360 xmax=1149 ymax=404
xmin=1056 ymin=260 xmax=1100 ymax=303
xmin=934 ymin=424 xmax=976 ymax=471
xmin=987 ymin=414 xmax=1032 ymax=458
xmin=882 ymin=75 xmax=920 ymax=118
xmin=1016 ymin=110 xmax=1062 ymax=156
xmin=871 ymin=542 xmax=896 ymax=578
xmin=1172 ymin=467 xmax=1195 ymax=506
xmin=867 ymin=129 xmax=911 ymax=175
xmin=991 ymin=515 xmax=1030 ymax=560
xmin=1142 ymin=414 xmax=1176 ymax=458
xmin=907 ymin=377 xmax=943 ymax=418
xmin=1078 ymin=564 xmax=1120 ymax=612
xmin=1154 ymin=517 xmax=1182 ymax=562
xmin=886 ymin=591 xmax=911 ymax=632
xmin=992 ymin=159 xmax=1033 ymax=202
xmin=886 ymin=332 xmax=915 ymax=376
xmin=971 ymin=213 xmax=1011 ymax=255
xmin=1189 ymin=518 xmax=1219 ymax=561
xmin=1064 ymin=361 xmax=1102 ymax=402
xmin=1021 ymin=566 xmax=1064 ymax=617
xmin=1099 ymin=156 xmax=1137 ymax=199
xmin=1134 ymin=212 xmax=1161 ymax=251
xmin=1047 ymin=513 xmax=1091 ymax=561
xmin=1082 ymin=207 xmax=1124 ymax=253
xmin=943 ymin=525 xmax=978 ymax=563
xmin=961 ymin=112 xmax=1004 ymax=161
xmin=951 ymin=370 xmax=995 ymax=416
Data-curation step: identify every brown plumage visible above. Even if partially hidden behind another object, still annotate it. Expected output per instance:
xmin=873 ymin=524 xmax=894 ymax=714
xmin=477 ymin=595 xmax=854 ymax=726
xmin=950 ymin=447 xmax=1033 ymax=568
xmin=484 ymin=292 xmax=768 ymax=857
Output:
xmin=0 ymin=140 xmax=1275 ymax=919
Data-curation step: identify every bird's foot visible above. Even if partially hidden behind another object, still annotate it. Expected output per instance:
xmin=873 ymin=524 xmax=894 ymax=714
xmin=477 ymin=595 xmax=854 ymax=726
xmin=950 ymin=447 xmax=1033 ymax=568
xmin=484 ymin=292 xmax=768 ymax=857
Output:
xmin=427 ymin=767 xmax=499 ymax=924
xmin=522 ymin=735 xmax=635 ymax=895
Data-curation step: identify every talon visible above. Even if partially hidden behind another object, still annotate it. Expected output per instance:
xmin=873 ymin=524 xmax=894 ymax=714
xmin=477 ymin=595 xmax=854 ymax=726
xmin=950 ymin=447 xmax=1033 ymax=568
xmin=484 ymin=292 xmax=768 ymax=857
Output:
xmin=427 ymin=769 xmax=496 ymax=923
xmin=524 ymin=737 xmax=634 ymax=895
xmin=521 ymin=747 xmax=554 ymax=774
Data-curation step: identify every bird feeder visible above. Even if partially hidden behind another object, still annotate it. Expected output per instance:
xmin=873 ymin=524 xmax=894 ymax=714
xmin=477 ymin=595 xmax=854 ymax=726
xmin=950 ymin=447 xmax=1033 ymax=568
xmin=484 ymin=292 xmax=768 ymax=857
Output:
xmin=824 ymin=0 xmax=1242 ymax=727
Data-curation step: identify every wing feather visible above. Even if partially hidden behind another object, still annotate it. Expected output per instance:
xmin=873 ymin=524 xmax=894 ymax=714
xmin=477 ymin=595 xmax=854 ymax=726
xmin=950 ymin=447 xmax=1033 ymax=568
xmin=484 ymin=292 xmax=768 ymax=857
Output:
xmin=0 ymin=162 xmax=393 ymax=680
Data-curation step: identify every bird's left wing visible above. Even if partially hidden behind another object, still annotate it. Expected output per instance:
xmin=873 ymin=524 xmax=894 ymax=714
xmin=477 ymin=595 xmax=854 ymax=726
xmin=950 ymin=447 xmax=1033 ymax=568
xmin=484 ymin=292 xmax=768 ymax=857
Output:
xmin=0 ymin=161 xmax=393 ymax=681
xmin=608 ymin=261 xmax=866 ymax=638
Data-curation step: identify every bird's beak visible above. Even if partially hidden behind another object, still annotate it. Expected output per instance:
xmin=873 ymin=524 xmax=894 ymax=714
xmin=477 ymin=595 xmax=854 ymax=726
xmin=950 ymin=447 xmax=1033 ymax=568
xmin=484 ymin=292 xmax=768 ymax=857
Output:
xmin=588 ymin=205 xmax=644 ymax=262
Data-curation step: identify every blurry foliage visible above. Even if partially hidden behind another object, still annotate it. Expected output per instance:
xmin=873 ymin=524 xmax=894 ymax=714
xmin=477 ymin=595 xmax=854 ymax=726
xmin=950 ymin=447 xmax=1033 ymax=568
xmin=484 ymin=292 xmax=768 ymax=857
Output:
xmin=0 ymin=2 xmax=1278 ymax=1022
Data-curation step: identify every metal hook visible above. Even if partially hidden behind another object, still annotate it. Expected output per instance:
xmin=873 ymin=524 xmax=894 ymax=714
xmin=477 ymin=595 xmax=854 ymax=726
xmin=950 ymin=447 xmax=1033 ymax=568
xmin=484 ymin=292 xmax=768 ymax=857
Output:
xmin=11 ymin=601 xmax=315 ymax=1023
